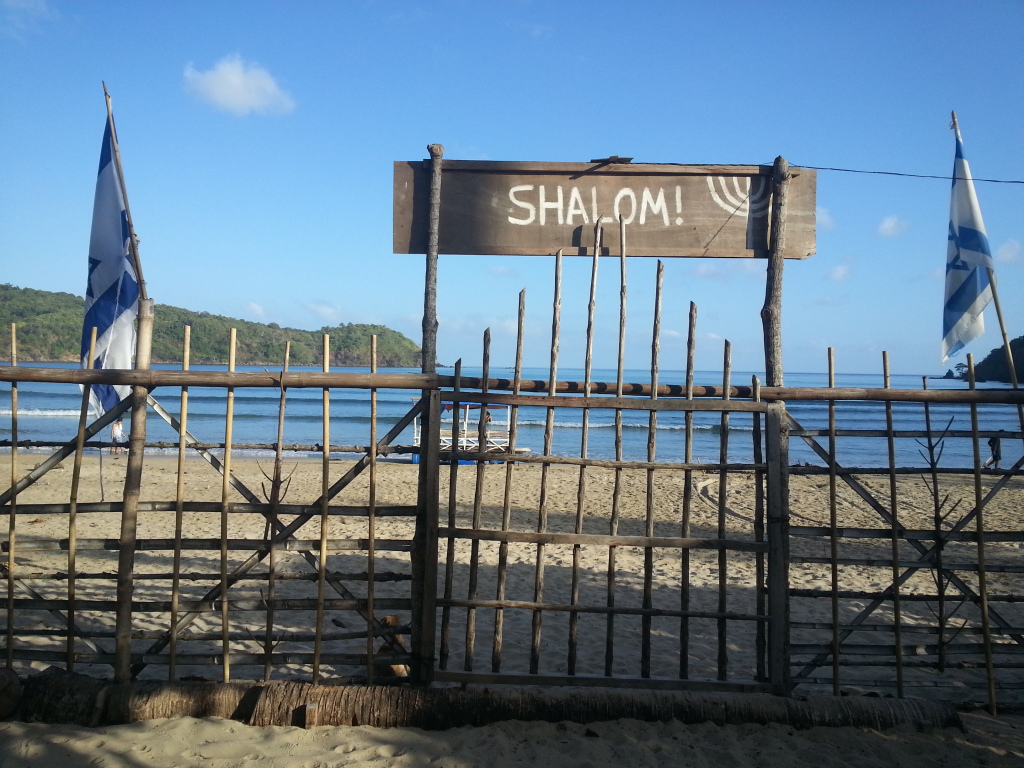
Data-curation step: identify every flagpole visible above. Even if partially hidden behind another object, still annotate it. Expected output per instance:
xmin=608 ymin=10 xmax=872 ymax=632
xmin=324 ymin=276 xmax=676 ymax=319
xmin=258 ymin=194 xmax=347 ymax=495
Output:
xmin=103 ymin=82 xmax=155 ymax=683
xmin=103 ymin=82 xmax=147 ymax=302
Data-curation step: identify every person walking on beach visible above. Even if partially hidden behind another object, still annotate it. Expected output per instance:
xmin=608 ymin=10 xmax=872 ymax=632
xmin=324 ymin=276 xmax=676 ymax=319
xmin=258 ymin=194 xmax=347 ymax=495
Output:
xmin=983 ymin=431 xmax=1003 ymax=470
xmin=110 ymin=418 xmax=126 ymax=455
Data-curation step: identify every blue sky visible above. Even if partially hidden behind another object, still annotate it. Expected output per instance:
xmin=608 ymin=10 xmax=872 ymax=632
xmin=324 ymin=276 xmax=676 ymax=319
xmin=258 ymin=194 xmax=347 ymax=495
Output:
xmin=2 ymin=1 xmax=1022 ymax=377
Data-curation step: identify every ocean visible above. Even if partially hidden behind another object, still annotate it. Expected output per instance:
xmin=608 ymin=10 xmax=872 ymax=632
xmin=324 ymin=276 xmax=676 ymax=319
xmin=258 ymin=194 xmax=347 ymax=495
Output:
xmin=0 ymin=363 xmax=1019 ymax=470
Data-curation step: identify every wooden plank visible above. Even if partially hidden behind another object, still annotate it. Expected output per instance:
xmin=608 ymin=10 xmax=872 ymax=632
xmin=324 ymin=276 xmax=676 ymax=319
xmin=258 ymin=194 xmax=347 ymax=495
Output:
xmin=394 ymin=160 xmax=816 ymax=258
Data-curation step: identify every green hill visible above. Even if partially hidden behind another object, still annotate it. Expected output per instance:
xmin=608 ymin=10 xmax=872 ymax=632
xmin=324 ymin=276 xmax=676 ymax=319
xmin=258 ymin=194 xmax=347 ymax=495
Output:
xmin=974 ymin=336 xmax=1024 ymax=383
xmin=0 ymin=284 xmax=421 ymax=367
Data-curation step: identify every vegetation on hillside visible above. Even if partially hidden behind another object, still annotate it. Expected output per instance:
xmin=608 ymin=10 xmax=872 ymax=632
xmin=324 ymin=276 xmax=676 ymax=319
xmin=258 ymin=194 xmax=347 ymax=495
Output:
xmin=974 ymin=336 xmax=1024 ymax=383
xmin=0 ymin=284 xmax=421 ymax=367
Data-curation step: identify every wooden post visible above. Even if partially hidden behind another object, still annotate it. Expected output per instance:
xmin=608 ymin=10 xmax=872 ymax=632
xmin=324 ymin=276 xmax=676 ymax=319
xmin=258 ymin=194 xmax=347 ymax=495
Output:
xmin=313 ymin=334 xmax=331 ymax=684
xmin=882 ymin=352 xmax=904 ymax=697
xmin=967 ymin=355 xmax=997 ymax=715
xmin=169 ymin=326 xmax=191 ymax=681
xmin=422 ymin=144 xmax=444 ymax=375
xmin=67 ymin=328 xmax=98 ymax=671
xmin=411 ymin=390 xmax=441 ymax=684
xmin=765 ymin=401 xmax=790 ymax=695
xmin=114 ymin=297 xmax=154 ymax=682
xmin=6 ymin=324 xmax=18 ymax=669
xmin=761 ymin=157 xmax=790 ymax=387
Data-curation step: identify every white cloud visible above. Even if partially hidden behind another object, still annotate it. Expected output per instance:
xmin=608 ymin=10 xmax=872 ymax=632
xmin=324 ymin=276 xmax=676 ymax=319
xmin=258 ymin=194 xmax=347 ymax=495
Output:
xmin=246 ymin=302 xmax=265 ymax=317
xmin=184 ymin=54 xmax=295 ymax=116
xmin=305 ymin=303 xmax=341 ymax=324
xmin=997 ymin=239 xmax=1021 ymax=264
xmin=1 ymin=0 xmax=56 ymax=37
xmin=817 ymin=207 xmax=836 ymax=231
xmin=877 ymin=215 xmax=909 ymax=237
xmin=663 ymin=329 xmax=683 ymax=339
xmin=826 ymin=265 xmax=850 ymax=282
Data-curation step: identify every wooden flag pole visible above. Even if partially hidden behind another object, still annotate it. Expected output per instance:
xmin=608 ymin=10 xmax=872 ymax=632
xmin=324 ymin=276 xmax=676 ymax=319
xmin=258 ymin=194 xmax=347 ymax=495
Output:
xmin=103 ymin=82 xmax=147 ymax=302
xmin=103 ymin=82 xmax=155 ymax=682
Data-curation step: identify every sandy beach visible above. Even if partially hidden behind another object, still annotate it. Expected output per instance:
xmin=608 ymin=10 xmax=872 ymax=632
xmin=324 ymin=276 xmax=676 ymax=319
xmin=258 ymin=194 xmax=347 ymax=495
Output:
xmin=1 ymin=452 xmax=1023 ymax=764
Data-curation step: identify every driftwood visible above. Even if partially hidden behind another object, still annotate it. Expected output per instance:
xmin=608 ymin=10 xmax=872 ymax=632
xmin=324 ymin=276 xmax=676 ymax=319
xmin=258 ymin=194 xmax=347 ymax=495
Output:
xmin=18 ymin=667 xmax=961 ymax=731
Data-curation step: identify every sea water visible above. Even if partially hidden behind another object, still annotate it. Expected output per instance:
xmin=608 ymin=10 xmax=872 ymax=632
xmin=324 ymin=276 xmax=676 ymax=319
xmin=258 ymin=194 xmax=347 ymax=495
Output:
xmin=0 ymin=363 xmax=1019 ymax=469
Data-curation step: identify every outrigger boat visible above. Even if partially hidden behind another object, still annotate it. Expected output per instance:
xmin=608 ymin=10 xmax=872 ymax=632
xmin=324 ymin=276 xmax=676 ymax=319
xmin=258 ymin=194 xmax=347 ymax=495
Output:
xmin=411 ymin=402 xmax=531 ymax=464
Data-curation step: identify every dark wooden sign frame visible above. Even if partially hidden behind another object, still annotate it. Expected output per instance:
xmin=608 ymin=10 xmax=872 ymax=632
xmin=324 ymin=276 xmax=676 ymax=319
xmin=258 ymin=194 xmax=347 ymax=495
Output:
xmin=394 ymin=159 xmax=816 ymax=259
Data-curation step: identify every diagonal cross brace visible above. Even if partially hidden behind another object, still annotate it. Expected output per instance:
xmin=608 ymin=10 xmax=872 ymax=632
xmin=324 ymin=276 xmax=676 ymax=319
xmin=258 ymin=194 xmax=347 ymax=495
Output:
xmin=130 ymin=398 xmax=425 ymax=676
xmin=788 ymin=413 xmax=1024 ymax=679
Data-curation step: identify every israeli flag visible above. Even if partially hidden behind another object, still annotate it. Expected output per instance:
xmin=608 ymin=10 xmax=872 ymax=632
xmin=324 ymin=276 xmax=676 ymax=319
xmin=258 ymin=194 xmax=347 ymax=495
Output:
xmin=942 ymin=121 xmax=994 ymax=362
xmin=81 ymin=120 xmax=139 ymax=415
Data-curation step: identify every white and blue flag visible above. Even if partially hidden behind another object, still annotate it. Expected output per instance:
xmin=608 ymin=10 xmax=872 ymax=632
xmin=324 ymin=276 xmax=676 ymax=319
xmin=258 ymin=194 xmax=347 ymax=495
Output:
xmin=942 ymin=120 xmax=994 ymax=362
xmin=81 ymin=119 xmax=139 ymax=415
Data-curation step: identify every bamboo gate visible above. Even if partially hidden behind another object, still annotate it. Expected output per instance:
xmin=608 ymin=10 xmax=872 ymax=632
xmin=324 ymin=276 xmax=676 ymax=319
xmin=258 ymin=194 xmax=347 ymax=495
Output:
xmin=3 ymin=251 xmax=1024 ymax=711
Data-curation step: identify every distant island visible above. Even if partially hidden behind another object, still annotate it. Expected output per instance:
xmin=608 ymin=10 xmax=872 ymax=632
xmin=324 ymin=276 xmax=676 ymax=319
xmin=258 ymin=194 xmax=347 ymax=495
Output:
xmin=0 ymin=284 xmax=421 ymax=367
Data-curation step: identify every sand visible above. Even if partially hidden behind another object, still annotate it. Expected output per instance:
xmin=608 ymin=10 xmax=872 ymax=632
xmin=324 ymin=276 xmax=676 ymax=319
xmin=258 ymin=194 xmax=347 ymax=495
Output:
xmin=1 ymin=710 xmax=1023 ymax=767
xmin=1 ymin=451 xmax=1023 ymax=765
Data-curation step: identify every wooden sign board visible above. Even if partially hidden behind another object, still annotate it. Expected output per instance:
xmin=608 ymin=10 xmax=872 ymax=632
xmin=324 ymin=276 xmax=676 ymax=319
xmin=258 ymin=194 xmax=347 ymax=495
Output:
xmin=394 ymin=160 xmax=815 ymax=258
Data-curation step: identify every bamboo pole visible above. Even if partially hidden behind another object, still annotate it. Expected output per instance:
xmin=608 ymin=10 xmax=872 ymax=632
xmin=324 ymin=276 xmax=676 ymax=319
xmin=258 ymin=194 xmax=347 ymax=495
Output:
xmin=422 ymin=144 xmax=444 ymax=375
xmin=605 ymin=222 xmax=627 ymax=677
xmin=716 ymin=340 xmax=732 ymax=681
xmin=752 ymin=374 xmax=766 ymax=682
xmin=169 ymin=326 xmax=191 ymax=680
xmin=263 ymin=342 xmax=290 ymax=682
xmin=765 ymin=401 xmax=791 ymax=695
xmin=313 ymin=334 xmax=331 ymax=683
xmin=967 ymin=355 xmax=997 ymax=715
xmin=531 ymin=250 xmax=562 ymax=675
xmin=114 ymin=297 xmax=153 ymax=683
xmin=464 ymin=330 xmax=490 ymax=672
xmin=220 ymin=329 xmax=237 ymax=682
xmin=641 ymin=261 xmax=663 ymax=678
xmin=102 ymin=83 xmax=146 ymax=300
xmin=882 ymin=352 xmax=904 ymax=697
xmin=680 ymin=301 xmax=696 ymax=679
xmin=920 ymin=376 xmax=947 ymax=672
xmin=492 ymin=290 xmax=525 ymax=673
xmin=570 ymin=226 xmax=600 ymax=675
xmin=366 ymin=336 xmax=378 ymax=684
xmin=67 ymin=328 xmax=97 ymax=671
xmin=761 ymin=156 xmax=790 ymax=388
xmin=6 ymin=324 xmax=17 ymax=669
xmin=827 ymin=348 xmax=840 ymax=694
xmin=438 ymin=360 xmax=462 ymax=670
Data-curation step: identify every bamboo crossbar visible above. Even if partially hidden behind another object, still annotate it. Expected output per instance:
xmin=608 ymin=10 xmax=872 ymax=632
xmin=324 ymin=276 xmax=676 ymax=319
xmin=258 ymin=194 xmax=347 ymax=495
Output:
xmin=0 ymin=627 xmax=409 ymax=642
xmin=4 ymin=570 xmax=412 ymax=583
xmin=7 ymin=366 xmax=1024 ymax=404
xmin=790 ymin=526 xmax=1024 ymax=542
xmin=3 ymin=649 xmax=407 ymax=666
xmin=432 ymin=669 xmax=773 ymax=693
xmin=0 ymin=502 xmax=417 ymax=517
xmin=791 ymin=556 xmax=1024 ymax=573
xmin=438 ymin=527 xmax=766 ymax=551
xmin=438 ymin=597 xmax=766 ymax=622
xmin=1 ymin=538 xmax=412 ymax=552
xmin=0 ymin=597 xmax=412 ymax=612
